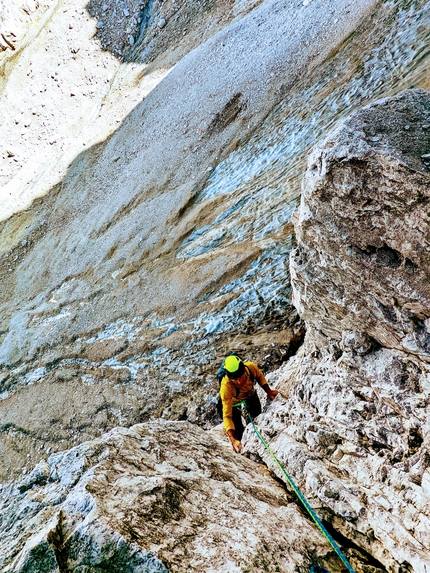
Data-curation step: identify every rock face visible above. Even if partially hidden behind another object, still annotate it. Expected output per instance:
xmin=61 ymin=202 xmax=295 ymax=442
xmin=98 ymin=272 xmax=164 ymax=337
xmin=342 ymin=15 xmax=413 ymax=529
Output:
xmin=245 ymin=90 xmax=430 ymax=572
xmin=1 ymin=0 xmax=401 ymax=482
xmin=4 ymin=87 xmax=430 ymax=573
xmin=291 ymin=89 xmax=430 ymax=361
xmin=0 ymin=421 xmax=338 ymax=573
xmin=2 ymin=1 xmax=430 ymax=570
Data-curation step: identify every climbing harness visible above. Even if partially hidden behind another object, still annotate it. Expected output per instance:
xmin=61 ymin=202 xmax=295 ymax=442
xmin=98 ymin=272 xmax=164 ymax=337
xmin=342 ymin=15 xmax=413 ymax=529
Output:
xmin=239 ymin=401 xmax=357 ymax=573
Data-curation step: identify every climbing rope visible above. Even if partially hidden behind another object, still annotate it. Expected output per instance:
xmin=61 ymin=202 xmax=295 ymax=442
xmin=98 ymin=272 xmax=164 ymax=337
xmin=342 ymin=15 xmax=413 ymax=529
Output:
xmin=239 ymin=401 xmax=356 ymax=573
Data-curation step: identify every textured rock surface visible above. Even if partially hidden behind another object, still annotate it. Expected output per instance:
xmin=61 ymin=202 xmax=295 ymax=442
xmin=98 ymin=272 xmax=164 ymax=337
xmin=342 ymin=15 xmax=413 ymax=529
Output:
xmin=0 ymin=421 xmax=338 ymax=573
xmin=1 ymin=0 xmax=404 ymax=481
xmin=291 ymin=89 xmax=430 ymax=361
xmin=1 ymin=2 xmax=430 ymax=570
xmin=244 ymin=90 xmax=430 ymax=572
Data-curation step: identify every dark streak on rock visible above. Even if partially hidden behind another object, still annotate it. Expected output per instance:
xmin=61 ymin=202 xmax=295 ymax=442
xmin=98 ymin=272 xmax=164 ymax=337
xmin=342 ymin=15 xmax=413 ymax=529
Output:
xmin=47 ymin=510 xmax=70 ymax=573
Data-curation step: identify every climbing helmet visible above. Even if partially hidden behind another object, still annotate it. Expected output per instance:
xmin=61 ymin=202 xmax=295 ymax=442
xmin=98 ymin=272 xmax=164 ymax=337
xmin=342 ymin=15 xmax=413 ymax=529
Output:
xmin=224 ymin=355 xmax=245 ymax=380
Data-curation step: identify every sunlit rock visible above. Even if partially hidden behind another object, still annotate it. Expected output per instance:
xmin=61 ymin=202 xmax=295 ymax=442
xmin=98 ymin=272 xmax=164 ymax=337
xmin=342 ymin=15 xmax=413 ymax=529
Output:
xmin=1 ymin=0 xmax=430 ymax=569
xmin=246 ymin=89 xmax=430 ymax=572
xmin=0 ymin=421 xmax=337 ymax=572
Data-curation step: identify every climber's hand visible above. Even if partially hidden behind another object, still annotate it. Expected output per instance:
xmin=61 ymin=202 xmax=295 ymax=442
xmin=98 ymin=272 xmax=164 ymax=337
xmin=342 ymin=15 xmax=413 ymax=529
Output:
xmin=231 ymin=438 xmax=242 ymax=454
xmin=266 ymin=388 xmax=279 ymax=401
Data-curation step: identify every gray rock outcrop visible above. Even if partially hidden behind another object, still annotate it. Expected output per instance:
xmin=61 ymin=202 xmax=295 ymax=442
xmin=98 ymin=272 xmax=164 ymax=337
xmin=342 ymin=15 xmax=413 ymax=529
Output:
xmin=0 ymin=421 xmax=337 ymax=573
xmin=1 ymin=1 xmax=430 ymax=570
xmin=1 ymin=0 xmax=392 ymax=482
xmin=245 ymin=89 xmax=430 ymax=572
xmin=291 ymin=88 xmax=430 ymax=361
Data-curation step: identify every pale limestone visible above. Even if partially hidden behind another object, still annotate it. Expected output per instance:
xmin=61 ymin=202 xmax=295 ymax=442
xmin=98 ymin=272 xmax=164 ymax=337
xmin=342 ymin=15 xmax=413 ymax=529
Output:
xmin=0 ymin=421 xmax=337 ymax=573
xmin=244 ymin=90 xmax=430 ymax=572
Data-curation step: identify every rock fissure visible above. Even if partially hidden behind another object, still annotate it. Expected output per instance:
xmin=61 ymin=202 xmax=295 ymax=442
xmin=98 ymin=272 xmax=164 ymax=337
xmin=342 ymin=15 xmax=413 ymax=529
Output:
xmin=46 ymin=510 xmax=70 ymax=573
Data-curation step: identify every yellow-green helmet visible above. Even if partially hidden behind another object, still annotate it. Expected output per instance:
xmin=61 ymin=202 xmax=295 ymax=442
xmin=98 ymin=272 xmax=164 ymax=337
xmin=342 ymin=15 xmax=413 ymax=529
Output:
xmin=224 ymin=355 xmax=245 ymax=379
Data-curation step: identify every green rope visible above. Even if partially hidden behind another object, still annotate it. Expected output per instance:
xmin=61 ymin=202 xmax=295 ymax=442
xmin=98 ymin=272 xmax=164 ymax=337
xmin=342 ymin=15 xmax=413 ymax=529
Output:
xmin=240 ymin=403 xmax=356 ymax=573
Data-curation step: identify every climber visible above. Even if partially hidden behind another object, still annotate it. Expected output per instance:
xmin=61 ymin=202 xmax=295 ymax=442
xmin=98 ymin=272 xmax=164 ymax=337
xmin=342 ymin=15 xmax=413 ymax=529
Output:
xmin=218 ymin=354 xmax=278 ymax=454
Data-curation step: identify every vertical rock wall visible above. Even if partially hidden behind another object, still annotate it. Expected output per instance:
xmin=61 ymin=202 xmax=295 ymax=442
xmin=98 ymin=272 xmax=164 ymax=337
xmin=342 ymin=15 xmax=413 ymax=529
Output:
xmin=247 ymin=89 xmax=430 ymax=572
xmin=291 ymin=89 xmax=430 ymax=360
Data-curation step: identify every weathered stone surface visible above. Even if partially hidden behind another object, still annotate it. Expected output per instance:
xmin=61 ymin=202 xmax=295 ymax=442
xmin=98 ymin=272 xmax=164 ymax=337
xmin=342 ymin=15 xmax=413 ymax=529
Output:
xmin=244 ymin=90 xmax=430 ymax=572
xmin=0 ymin=421 xmax=337 ymax=572
xmin=0 ymin=0 xmax=395 ymax=482
xmin=290 ymin=89 xmax=430 ymax=361
xmin=1 ymin=4 xmax=430 ymax=571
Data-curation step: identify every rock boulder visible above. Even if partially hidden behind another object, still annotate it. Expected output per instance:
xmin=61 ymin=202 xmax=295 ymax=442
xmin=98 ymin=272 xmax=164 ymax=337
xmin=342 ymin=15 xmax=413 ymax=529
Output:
xmin=0 ymin=421 xmax=338 ymax=573
xmin=290 ymin=88 xmax=430 ymax=360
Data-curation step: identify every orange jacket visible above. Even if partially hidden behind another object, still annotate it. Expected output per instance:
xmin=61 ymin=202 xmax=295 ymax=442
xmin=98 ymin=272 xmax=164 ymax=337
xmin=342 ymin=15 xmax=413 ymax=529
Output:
xmin=219 ymin=361 xmax=267 ymax=432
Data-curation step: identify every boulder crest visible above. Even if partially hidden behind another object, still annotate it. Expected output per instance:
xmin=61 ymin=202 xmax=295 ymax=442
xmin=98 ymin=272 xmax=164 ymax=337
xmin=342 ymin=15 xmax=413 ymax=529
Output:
xmin=290 ymin=88 xmax=430 ymax=361
xmin=0 ymin=421 xmax=336 ymax=573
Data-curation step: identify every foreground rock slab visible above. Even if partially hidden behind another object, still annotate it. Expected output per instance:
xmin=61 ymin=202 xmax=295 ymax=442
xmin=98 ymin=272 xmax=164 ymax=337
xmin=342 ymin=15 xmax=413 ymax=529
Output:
xmin=0 ymin=421 xmax=339 ymax=573
xmin=245 ymin=89 xmax=430 ymax=572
